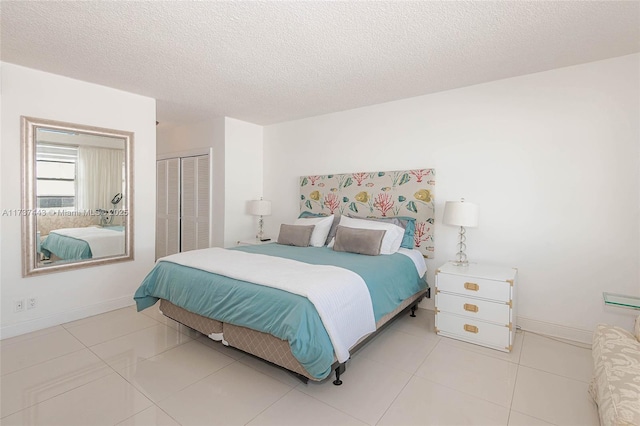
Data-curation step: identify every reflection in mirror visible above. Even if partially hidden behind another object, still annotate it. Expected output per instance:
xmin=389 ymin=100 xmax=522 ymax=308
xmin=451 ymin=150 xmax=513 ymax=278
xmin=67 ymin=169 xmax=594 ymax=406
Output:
xmin=21 ymin=117 xmax=134 ymax=276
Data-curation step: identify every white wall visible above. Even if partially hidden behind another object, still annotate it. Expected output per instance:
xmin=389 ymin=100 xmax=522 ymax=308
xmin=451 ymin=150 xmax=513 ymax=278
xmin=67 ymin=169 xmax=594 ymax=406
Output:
xmin=223 ymin=118 xmax=264 ymax=246
xmin=263 ymin=54 xmax=640 ymax=340
xmin=157 ymin=117 xmax=263 ymax=248
xmin=157 ymin=118 xmax=225 ymax=157
xmin=0 ymin=63 xmax=157 ymax=338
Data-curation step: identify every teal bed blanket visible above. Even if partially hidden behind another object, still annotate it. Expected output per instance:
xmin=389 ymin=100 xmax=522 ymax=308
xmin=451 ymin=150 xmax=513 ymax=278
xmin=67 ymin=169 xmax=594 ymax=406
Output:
xmin=134 ymin=244 xmax=427 ymax=379
xmin=41 ymin=233 xmax=92 ymax=260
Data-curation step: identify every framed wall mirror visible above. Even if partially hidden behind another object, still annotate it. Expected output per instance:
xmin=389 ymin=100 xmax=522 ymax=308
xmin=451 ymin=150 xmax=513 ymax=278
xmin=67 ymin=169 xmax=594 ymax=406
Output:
xmin=21 ymin=116 xmax=134 ymax=277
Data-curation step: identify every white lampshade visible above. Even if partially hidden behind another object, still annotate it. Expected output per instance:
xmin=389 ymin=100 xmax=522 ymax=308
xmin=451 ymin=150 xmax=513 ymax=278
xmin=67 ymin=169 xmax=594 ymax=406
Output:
xmin=248 ymin=199 xmax=272 ymax=216
xmin=443 ymin=200 xmax=478 ymax=227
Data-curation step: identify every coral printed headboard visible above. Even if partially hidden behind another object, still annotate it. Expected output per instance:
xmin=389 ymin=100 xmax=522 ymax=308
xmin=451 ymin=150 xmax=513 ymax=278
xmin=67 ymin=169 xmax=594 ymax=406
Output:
xmin=300 ymin=169 xmax=435 ymax=258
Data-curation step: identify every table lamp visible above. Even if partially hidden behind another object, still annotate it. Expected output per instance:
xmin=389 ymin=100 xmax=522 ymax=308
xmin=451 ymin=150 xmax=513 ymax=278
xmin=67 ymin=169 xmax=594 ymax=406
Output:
xmin=248 ymin=198 xmax=272 ymax=241
xmin=443 ymin=198 xmax=478 ymax=265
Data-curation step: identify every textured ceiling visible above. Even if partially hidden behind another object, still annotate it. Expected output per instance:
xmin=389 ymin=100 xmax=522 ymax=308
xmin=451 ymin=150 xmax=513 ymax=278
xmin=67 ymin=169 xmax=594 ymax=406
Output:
xmin=2 ymin=1 xmax=639 ymax=126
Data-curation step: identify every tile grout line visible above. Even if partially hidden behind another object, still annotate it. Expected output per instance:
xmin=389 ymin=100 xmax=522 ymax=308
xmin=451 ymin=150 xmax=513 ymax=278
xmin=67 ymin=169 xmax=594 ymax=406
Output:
xmin=243 ymin=386 xmax=298 ymax=425
xmin=73 ymin=321 xmax=163 ymax=348
xmin=0 ymin=368 xmax=118 ymax=420
xmin=75 ymin=310 xmax=197 ymax=406
xmin=0 ymin=326 xmax=67 ymax=349
xmin=515 ymin=363 xmax=593 ymax=385
xmin=419 ymin=372 xmax=514 ymax=412
xmin=85 ymin=331 xmax=194 ymax=377
xmin=60 ymin=305 xmax=138 ymax=330
xmin=0 ymin=345 xmax=88 ymax=378
xmin=506 ymin=363 xmax=521 ymax=425
xmin=423 ymin=337 xmax=517 ymax=418
xmin=111 ymin=339 xmax=237 ymax=408
xmin=108 ymin=346 xmax=244 ymax=425
xmin=510 ymin=331 xmax=581 ymax=426
xmin=153 ymin=358 xmax=242 ymax=406
xmin=0 ymin=326 xmax=88 ymax=377
xmin=113 ymin=405 xmax=163 ymax=426
xmin=295 ymin=383 xmax=375 ymax=426
xmin=504 ymin=330 xmax=526 ymax=424
xmin=372 ymin=339 xmax=447 ymax=426
xmin=293 ymin=352 xmax=408 ymax=425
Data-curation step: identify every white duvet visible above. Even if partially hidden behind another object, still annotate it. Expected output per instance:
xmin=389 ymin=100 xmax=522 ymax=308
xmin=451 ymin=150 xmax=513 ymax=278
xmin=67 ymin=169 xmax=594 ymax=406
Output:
xmin=159 ymin=247 xmax=376 ymax=363
xmin=51 ymin=226 xmax=124 ymax=258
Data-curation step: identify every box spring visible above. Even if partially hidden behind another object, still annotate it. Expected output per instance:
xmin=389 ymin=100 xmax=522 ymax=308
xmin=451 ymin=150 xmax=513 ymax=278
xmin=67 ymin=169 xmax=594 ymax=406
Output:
xmin=159 ymin=289 xmax=425 ymax=381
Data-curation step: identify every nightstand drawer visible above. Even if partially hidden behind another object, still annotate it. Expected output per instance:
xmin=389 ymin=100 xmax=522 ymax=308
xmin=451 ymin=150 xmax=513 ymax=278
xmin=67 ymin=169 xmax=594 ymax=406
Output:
xmin=436 ymin=292 xmax=511 ymax=324
xmin=437 ymin=273 xmax=511 ymax=302
xmin=436 ymin=312 xmax=511 ymax=351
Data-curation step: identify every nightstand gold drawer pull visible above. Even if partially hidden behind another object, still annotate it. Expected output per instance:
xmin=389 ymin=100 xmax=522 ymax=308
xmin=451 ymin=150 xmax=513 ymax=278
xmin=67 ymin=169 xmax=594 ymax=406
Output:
xmin=463 ymin=324 xmax=479 ymax=333
xmin=463 ymin=303 xmax=478 ymax=313
xmin=464 ymin=282 xmax=479 ymax=291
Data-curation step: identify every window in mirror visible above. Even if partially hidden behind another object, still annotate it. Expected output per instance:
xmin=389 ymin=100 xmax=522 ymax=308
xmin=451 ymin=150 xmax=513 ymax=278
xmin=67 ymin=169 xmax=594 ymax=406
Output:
xmin=36 ymin=143 xmax=77 ymax=209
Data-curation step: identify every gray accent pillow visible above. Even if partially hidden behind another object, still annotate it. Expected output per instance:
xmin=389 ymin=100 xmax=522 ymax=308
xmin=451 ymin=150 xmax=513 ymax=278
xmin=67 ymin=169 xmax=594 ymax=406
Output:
xmin=277 ymin=224 xmax=315 ymax=247
xmin=332 ymin=225 xmax=386 ymax=256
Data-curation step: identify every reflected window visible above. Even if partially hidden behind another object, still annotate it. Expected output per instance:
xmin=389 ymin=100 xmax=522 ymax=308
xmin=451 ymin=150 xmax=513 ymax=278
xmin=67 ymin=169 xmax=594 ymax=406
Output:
xmin=36 ymin=143 xmax=77 ymax=209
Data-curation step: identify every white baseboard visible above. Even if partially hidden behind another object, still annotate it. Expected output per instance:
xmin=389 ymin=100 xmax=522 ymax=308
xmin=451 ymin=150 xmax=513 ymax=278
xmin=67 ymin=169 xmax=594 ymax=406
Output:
xmin=0 ymin=296 xmax=135 ymax=340
xmin=514 ymin=315 xmax=593 ymax=345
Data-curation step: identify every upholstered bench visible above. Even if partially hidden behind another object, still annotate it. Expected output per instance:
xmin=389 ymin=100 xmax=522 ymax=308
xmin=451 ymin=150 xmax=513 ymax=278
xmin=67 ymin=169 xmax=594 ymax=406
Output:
xmin=589 ymin=317 xmax=640 ymax=426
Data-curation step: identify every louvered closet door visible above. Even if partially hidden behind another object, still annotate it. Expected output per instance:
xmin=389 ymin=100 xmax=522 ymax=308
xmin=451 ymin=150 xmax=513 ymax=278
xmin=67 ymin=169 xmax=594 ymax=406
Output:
xmin=180 ymin=155 xmax=210 ymax=252
xmin=156 ymin=158 xmax=180 ymax=259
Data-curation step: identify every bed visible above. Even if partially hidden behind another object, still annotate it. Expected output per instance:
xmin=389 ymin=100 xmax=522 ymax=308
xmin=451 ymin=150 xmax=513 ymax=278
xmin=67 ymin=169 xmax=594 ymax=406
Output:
xmin=135 ymin=168 xmax=435 ymax=384
xmin=41 ymin=225 xmax=125 ymax=261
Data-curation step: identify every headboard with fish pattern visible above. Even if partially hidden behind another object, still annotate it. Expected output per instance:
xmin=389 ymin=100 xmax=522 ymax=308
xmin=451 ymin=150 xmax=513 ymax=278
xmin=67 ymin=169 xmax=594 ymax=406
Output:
xmin=299 ymin=169 xmax=435 ymax=258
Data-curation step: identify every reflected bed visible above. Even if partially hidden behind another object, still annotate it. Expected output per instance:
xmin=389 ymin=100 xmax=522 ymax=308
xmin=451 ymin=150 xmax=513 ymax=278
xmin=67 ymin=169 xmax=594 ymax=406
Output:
xmin=41 ymin=225 xmax=125 ymax=261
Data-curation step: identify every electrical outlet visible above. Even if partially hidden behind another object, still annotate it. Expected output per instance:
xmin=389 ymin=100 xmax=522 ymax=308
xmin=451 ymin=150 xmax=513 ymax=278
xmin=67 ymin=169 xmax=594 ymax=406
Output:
xmin=27 ymin=297 xmax=37 ymax=310
xmin=14 ymin=299 xmax=25 ymax=312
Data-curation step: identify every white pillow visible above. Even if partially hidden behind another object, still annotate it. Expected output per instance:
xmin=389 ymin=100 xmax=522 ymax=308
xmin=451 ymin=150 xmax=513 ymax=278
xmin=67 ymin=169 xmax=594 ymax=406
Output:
xmin=294 ymin=215 xmax=335 ymax=247
xmin=336 ymin=216 xmax=404 ymax=255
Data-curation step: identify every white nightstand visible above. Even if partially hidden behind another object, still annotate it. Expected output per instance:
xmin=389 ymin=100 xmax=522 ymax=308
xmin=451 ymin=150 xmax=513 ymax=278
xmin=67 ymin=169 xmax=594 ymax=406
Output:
xmin=237 ymin=238 xmax=273 ymax=246
xmin=435 ymin=261 xmax=518 ymax=352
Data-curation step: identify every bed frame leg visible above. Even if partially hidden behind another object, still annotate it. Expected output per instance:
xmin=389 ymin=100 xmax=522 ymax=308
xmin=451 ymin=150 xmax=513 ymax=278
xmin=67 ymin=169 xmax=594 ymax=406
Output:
xmin=333 ymin=363 xmax=346 ymax=386
xmin=426 ymin=287 xmax=431 ymax=299
xmin=410 ymin=304 xmax=417 ymax=317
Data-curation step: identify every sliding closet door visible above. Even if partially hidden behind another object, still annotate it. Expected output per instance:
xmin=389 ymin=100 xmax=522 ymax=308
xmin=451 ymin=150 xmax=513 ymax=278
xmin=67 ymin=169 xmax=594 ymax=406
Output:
xmin=156 ymin=158 xmax=181 ymax=259
xmin=180 ymin=155 xmax=210 ymax=252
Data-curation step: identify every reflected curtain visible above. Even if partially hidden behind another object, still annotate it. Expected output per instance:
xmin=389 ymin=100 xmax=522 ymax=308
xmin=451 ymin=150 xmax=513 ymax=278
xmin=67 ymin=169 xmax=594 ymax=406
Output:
xmin=77 ymin=146 xmax=124 ymax=211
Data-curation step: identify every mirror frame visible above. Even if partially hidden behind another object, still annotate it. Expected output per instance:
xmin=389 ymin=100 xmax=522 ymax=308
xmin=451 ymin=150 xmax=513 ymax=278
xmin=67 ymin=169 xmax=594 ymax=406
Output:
xmin=21 ymin=116 xmax=134 ymax=277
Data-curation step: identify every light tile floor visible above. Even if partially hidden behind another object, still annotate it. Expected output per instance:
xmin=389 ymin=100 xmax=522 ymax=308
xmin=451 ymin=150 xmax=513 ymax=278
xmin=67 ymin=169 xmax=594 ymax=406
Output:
xmin=0 ymin=305 xmax=599 ymax=426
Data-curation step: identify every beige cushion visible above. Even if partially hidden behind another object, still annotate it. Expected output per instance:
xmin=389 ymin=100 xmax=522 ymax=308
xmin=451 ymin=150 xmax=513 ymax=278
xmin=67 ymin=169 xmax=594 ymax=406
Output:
xmin=590 ymin=324 xmax=640 ymax=426
xmin=277 ymin=224 xmax=315 ymax=247
xmin=332 ymin=226 xmax=386 ymax=256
